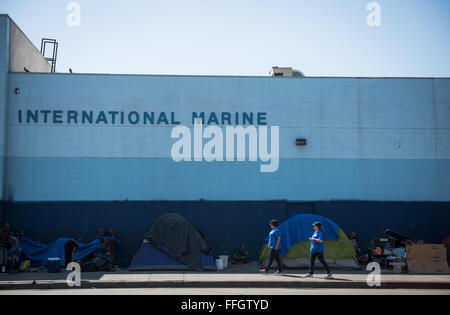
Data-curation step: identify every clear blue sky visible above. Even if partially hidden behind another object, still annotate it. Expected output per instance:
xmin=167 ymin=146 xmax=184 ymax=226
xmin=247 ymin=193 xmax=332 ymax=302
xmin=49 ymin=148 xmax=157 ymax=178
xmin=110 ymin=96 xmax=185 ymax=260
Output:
xmin=1 ymin=0 xmax=449 ymax=77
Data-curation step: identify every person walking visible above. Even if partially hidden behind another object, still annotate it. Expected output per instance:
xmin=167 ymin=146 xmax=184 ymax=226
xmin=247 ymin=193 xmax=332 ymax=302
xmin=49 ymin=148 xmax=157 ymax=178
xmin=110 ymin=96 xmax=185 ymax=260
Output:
xmin=260 ymin=219 xmax=282 ymax=275
xmin=305 ymin=222 xmax=332 ymax=279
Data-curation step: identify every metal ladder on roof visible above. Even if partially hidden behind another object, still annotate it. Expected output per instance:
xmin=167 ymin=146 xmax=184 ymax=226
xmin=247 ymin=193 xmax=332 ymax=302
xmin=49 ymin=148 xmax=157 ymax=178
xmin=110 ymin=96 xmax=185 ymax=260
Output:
xmin=40 ymin=38 xmax=58 ymax=73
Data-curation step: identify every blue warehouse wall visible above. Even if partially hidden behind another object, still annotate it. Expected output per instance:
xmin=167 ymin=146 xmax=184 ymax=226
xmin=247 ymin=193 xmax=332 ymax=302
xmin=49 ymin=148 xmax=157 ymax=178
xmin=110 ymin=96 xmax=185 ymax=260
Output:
xmin=4 ymin=73 xmax=450 ymax=202
xmin=0 ymin=16 xmax=10 ymax=218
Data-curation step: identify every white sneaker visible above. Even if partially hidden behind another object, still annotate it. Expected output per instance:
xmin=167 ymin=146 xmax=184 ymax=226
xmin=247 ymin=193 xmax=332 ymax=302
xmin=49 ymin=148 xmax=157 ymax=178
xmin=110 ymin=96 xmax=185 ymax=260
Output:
xmin=304 ymin=273 xmax=313 ymax=278
xmin=325 ymin=273 xmax=333 ymax=279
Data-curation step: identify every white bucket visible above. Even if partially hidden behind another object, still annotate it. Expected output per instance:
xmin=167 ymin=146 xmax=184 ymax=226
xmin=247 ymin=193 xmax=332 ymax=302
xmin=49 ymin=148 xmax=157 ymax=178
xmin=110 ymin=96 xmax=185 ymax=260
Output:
xmin=216 ymin=259 xmax=224 ymax=271
xmin=219 ymin=255 xmax=229 ymax=268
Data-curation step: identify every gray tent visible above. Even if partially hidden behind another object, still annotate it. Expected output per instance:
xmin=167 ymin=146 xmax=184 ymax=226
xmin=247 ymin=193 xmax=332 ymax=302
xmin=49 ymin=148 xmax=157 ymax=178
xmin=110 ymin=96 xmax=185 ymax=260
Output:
xmin=129 ymin=213 xmax=215 ymax=271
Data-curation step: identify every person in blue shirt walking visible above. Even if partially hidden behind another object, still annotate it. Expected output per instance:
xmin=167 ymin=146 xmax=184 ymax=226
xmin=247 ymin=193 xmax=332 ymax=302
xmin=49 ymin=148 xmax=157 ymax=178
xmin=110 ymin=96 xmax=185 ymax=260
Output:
xmin=305 ymin=222 xmax=332 ymax=279
xmin=260 ymin=220 xmax=282 ymax=275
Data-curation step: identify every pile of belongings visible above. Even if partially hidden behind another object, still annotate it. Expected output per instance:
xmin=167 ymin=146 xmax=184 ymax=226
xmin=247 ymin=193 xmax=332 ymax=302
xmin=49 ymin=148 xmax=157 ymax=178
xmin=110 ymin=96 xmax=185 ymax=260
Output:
xmin=0 ymin=224 xmax=26 ymax=273
xmin=380 ymin=230 xmax=410 ymax=263
xmin=20 ymin=235 xmax=119 ymax=272
xmin=368 ymin=229 xmax=415 ymax=270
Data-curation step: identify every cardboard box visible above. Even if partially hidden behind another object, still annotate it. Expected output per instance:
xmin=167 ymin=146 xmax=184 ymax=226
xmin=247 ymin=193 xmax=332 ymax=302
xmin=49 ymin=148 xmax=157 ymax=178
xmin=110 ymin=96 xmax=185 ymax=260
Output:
xmin=407 ymin=244 xmax=446 ymax=260
xmin=407 ymin=260 xmax=450 ymax=274
xmin=406 ymin=244 xmax=450 ymax=274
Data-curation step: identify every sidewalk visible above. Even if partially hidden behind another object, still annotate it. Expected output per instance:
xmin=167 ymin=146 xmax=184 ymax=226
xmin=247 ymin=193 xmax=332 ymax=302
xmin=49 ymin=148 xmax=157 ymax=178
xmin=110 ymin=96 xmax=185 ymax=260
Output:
xmin=1 ymin=263 xmax=450 ymax=291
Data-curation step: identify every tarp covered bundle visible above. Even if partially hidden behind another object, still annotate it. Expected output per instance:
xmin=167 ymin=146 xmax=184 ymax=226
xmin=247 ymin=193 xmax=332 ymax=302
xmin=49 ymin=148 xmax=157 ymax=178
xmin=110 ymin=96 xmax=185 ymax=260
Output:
xmin=261 ymin=214 xmax=358 ymax=269
xmin=20 ymin=237 xmax=117 ymax=268
xmin=129 ymin=213 xmax=215 ymax=271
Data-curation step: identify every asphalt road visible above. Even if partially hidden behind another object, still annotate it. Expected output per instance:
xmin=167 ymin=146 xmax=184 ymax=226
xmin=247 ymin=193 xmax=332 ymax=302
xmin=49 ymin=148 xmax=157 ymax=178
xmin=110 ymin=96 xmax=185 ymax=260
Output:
xmin=1 ymin=288 xmax=449 ymax=295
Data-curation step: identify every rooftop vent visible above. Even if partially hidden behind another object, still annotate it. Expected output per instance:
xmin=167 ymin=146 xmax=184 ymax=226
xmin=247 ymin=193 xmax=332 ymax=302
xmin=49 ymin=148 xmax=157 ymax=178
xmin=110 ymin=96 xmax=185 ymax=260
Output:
xmin=270 ymin=67 xmax=305 ymax=78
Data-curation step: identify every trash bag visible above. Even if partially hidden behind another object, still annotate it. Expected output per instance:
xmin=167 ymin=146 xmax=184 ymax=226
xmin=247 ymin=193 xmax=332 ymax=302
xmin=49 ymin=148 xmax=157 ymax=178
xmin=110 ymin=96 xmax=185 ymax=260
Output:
xmin=80 ymin=255 xmax=113 ymax=272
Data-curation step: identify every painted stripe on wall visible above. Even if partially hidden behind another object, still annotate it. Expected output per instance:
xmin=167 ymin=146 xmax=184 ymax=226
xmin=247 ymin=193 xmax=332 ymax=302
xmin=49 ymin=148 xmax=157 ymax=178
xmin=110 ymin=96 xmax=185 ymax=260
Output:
xmin=5 ymin=157 xmax=449 ymax=202
xmin=3 ymin=200 xmax=450 ymax=265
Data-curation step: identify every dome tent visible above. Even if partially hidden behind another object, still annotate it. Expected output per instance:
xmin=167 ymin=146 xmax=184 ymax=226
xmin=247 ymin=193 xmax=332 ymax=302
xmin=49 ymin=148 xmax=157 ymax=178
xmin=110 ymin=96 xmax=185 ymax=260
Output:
xmin=260 ymin=214 xmax=359 ymax=269
xmin=129 ymin=213 xmax=216 ymax=271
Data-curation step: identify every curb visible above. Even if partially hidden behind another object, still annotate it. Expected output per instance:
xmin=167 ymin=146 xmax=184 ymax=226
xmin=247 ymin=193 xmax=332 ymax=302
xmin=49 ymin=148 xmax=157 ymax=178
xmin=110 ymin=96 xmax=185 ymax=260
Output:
xmin=1 ymin=280 xmax=450 ymax=290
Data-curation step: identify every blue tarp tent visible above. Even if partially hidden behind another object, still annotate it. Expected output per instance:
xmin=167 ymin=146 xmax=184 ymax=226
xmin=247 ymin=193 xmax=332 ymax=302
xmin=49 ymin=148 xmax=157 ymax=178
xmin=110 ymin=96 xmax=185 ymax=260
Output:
xmin=261 ymin=214 xmax=359 ymax=269
xmin=265 ymin=214 xmax=340 ymax=257
xmin=20 ymin=237 xmax=117 ymax=268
